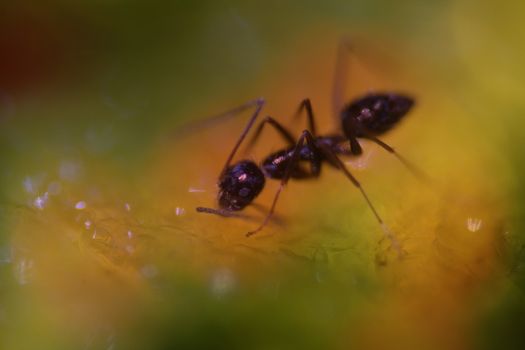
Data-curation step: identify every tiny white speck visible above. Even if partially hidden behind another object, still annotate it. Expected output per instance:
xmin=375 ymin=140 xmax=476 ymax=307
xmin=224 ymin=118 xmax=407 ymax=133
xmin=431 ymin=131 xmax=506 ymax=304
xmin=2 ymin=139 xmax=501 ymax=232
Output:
xmin=33 ymin=192 xmax=49 ymax=210
xmin=124 ymin=203 xmax=131 ymax=211
xmin=467 ymin=217 xmax=482 ymax=232
xmin=84 ymin=220 xmax=92 ymax=229
xmin=210 ymin=268 xmax=236 ymax=297
xmin=92 ymin=230 xmax=97 ymax=239
xmin=175 ymin=207 xmax=186 ymax=216
xmin=75 ymin=201 xmax=87 ymax=210
xmin=188 ymin=187 xmax=206 ymax=193
xmin=127 ymin=230 xmax=133 ymax=239
xmin=34 ymin=197 xmax=45 ymax=210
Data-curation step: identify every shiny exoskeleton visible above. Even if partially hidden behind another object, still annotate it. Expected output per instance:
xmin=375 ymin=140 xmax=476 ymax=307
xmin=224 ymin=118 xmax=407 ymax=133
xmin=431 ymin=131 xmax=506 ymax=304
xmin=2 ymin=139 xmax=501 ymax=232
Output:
xmin=196 ymin=41 xmax=420 ymax=244
xmin=341 ymin=94 xmax=414 ymax=154
xmin=218 ymin=160 xmax=265 ymax=211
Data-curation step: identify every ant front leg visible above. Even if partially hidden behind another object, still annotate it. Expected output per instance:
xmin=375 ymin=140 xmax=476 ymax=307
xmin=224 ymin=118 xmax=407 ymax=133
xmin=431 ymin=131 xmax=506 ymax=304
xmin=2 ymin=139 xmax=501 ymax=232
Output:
xmin=246 ymin=130 xmax=316 ymax=237
xmin=316 ymin=142 xmax=402 ymax=255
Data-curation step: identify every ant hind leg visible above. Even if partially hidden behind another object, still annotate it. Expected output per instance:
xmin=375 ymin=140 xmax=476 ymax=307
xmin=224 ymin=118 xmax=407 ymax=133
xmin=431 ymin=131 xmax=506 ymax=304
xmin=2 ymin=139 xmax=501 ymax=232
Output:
xmin=365 ymin=135 xmax=432 ymax=184
xmin=316 ymin=142 xmax=403 ymax=256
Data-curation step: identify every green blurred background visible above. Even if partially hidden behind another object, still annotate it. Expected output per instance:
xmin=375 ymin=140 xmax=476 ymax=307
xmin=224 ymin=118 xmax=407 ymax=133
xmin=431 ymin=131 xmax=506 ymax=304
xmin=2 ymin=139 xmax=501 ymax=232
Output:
xmin=1 ymin=1 xmax=525 ymax=349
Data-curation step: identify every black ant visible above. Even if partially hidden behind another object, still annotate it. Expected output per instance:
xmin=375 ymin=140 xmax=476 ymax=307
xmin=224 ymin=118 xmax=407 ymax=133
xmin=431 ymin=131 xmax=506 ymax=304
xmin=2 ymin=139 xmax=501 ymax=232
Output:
xmin=195 ymin=41 xmax=421 ymax=247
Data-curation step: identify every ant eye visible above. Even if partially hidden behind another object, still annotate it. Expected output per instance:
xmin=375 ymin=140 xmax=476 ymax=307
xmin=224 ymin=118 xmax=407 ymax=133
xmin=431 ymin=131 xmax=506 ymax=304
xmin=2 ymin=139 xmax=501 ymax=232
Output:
xmin=239 ymin=188 xmax=251 ymax=197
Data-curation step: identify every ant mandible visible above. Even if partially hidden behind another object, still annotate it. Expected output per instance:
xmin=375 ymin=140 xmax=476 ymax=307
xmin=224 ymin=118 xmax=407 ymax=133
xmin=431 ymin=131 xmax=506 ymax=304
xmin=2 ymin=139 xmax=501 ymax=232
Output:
xmin=196 ymin=40 xmax=420 ymax=246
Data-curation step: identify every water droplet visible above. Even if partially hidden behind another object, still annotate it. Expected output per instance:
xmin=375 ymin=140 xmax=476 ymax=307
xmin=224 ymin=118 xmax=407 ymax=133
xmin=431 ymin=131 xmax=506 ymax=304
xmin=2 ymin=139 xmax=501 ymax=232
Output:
xmin=188 ymin=187 xmax=206 ymax=193
xmin=33 ymin=192 xmax=49 ymax=210
xmin=210 ymin=268 xmax=236 ymax=297
xmin=467 ymin=217 xmax=483 ymax=232
xmin=75 ymin=201 xmax=87 ymax=210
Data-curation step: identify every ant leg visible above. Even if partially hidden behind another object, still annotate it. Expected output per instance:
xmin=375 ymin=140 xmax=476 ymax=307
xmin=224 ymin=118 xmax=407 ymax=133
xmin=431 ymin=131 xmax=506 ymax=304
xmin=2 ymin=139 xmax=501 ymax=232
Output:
xmin=220 ymin=98 xmax=265 ymax=176
xmin=245 ymin=130 xmax=312 ymax=237
xmin=173 ymin=97 xmax=265 ymax=137
xmin=244 ymin=116 xmax=296 ymax=153
xmin=315 ymin=142 xmax=402 ymax=255
xmin=244 ymin=98 xmax=318 ymax=153
xmin=291 ymin=98 xmax=317 ymax=136
xmin=364 ymin=136 xmax=431 ymax=183
xmin=332 ymin=38 xmax=354 ymax=120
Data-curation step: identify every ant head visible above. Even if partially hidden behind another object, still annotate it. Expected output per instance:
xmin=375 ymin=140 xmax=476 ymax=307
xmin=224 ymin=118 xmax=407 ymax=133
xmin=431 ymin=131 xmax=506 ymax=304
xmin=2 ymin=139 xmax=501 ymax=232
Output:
xmin=218 ymin=160 xmax=265 ymax=211
xmin=342 ymin=93 xmax=415 ymax=137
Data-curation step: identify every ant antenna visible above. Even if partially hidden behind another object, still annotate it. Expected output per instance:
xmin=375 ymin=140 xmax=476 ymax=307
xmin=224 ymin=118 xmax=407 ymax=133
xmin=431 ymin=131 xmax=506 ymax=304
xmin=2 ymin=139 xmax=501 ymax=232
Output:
xmin=218 ymin=98 xmax=265 ymax=176
xmin=332 ymin=38 xmax=354 ymax=119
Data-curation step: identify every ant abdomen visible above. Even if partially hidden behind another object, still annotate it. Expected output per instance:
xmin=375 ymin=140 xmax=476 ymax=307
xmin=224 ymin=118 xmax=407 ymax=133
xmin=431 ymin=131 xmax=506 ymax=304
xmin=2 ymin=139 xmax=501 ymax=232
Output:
xmin=218 ymin=160 xmax=265 ymax=211
xmin=342 ymin=93 xmax=414 ymax=137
